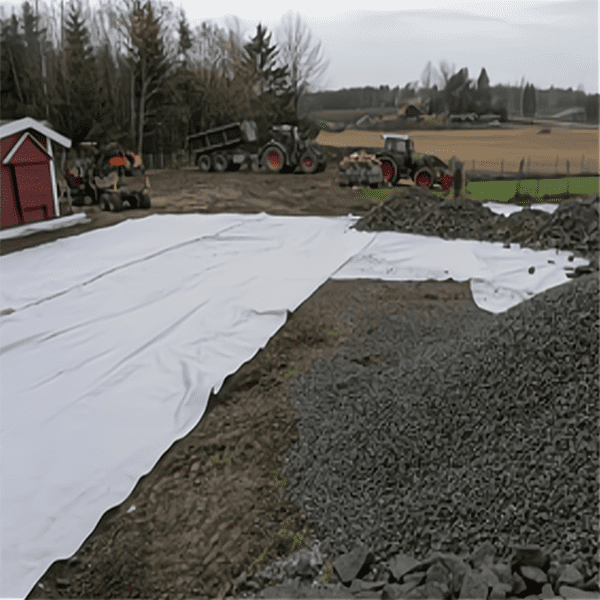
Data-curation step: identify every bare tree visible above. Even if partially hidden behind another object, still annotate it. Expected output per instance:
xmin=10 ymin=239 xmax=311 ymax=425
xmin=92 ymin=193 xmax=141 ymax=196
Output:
xmin=276 ymin=11 xmax=328 ymax=117
xmin=420 ymin=60 xmax=434 ymax=89
xmin=437 ymin=60 xmax=456 ymax=87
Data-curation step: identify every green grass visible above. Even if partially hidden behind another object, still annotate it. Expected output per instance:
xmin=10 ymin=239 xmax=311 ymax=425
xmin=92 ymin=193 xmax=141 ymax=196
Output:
xmin=456 ymin=177 xmax=599 ymax=203
xmin=342 ymin=177 xmax=599 ymax=204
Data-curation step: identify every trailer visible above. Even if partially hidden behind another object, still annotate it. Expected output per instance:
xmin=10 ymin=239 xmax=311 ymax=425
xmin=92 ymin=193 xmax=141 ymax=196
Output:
xmin=187 ymin=120 xmax=326 ymax=174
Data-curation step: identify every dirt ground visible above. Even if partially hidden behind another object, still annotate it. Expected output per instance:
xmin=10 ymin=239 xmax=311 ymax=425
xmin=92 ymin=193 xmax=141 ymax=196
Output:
xmin=8 ymin=159 xmax=590 ymax=599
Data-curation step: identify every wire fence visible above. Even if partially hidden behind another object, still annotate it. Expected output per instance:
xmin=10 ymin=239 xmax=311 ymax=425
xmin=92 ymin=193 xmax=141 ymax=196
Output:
xmin=467 ymin=154 xmax=598 ymax=177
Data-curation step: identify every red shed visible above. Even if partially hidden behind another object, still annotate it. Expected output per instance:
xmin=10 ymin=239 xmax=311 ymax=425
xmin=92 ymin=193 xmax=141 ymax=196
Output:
xmin=0 ymin=117 xmax=71 ymax=229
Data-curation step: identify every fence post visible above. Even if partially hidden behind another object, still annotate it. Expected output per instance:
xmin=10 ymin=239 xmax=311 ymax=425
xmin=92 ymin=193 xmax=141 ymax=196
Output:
xmin=566 ymin=160 xmax=570 ymax=175
xmin=581 ymin=154 xmax=585 ymax=172
xmin=472 ymin=159 xmax=475 ymax=172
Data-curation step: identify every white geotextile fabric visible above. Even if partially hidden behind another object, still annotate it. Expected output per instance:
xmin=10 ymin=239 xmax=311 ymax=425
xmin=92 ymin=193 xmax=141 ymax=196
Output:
xmin=483 ymin=201 xmax=559 ymax=216
xmin=0 ymin=211 xmax=590 ymax=599
xmin=331 ymin=232 xmax=588 ymax=313
xmin=0 ymin=212 xmax=90 ymax=241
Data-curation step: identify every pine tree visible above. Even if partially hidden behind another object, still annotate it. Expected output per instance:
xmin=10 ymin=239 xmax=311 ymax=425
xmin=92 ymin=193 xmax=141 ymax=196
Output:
xmin=125 ymin=0 xmax=172 ymax=155
xmin=57 ymin=0 xmax=96 ymax=144
xmin=240 ymin=23 xmax=293 ymax=124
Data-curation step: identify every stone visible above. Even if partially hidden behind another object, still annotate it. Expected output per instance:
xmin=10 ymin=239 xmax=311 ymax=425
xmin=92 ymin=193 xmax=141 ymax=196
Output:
xmin=353 ymin=592 xmax=382 ymax=599
xmin=512 ymin=572 xmax=528 ymax=596
xmin=426 ymin=562 xmax=452 ymax=587
xmin=424 ymin=581 xmax=449 ymax=599
xmin=381 ymin=583 xmax=406 ymax=599
xmin=405 ymin=586 xmax=428 ymax=599
xmin=470 ymin=541 xmax=497 ymax=569
xmin=558 ymin=565 xmax=585 ymax=588
xmin=521 ymin=565 xmax=548 ymax=585
xmin=511 ymin=546 xmax=550 ymax=571
xmin=479 ymin=566 xmax=500 ymax=589
xmin=387 ymin=553 xmax=421 ymax=581
xmin=559 ymin=586 xmax=600 ymax=599
xmin=491 ymin=563 xmax=513 ymax=586
xmin=459 ymin=571 xmax=489 ymax=599
xmin=333 ymin=544 xmax=373 ymax=584
xmin=489 ymin=583 xmax=512 ymax=599
xmin=540 ymin=582 xmax=556 ymax=599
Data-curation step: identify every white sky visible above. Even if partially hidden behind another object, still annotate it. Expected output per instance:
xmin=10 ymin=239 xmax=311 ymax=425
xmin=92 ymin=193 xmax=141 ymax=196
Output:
xmin=2 ymin=0 xmax=598 ymax=92
xmin=178 ymin=0 xmax=599 ymax=93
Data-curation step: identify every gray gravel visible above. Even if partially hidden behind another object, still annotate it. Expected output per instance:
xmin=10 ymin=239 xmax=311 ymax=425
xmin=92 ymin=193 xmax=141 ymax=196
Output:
xmin=282 ymin=274 xmax=599 ymax=582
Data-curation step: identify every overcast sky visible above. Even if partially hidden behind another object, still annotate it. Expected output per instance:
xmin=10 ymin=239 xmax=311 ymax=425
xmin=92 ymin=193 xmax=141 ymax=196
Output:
xmin=180 ymin=0 xmax=599 ymax=93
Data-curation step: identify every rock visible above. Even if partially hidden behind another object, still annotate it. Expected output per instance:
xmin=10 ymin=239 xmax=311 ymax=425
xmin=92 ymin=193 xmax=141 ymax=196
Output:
xmin=405 ymin=586 xmax=428 ymax=599
xmin=470 ymin=541 xmax=497 ymax=569
xmin=402 ymin=572 xmax=426 ymax=587
xmin=558 ymin=565 xmax=585 ymax=588
xmin=540 ymin=582 xmax=557 ymax=599
xmin=489 ymin=583 xmax=512 ymax=599
xmin=521 ymin=565 xmax=548 ymax=585
xmin=479 ymin=566 xmax=500 ymax=588
xmin=559 ymin=585 xmax=600 ymax=599
xmin=333 ymin=544 xmax=373 ymax=584
xmin=424 ymin=581 xmax=449 ymax=599
xmin=426 ymin=562 xmax=452 ymax=587
xmin=381 ymin=583 xmax=407 ymax=599
xmin=512 ymin=572 xmax=528 ymax=596
xmin=512 ymin=546 xmax=551 ymax=571
xmin=387 ymin=553 xmax=421 ymax=581
xmin=353 ymin=591 xmax=382 ymax=599
xmin=459 ymin=571 xmax=489 ymax=599
xmin=491 ymin=563 xmax=513 ymax=586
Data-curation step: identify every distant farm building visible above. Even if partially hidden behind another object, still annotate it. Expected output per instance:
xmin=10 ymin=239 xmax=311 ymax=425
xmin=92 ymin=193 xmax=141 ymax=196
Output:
xmin=549 ymin=107 xmax=587 ymax=122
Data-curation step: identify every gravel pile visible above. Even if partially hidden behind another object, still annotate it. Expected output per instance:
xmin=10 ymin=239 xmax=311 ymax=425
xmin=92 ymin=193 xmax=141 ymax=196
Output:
xmin=277 ymin=274 xmax=598 ymax=595
xmin=352 ymin=192 xmax=599 ymax=275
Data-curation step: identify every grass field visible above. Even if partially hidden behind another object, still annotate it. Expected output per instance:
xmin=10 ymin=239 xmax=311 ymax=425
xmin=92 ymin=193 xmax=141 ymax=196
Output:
xmin=344 ymin=176 xmax=599 ymax=204
xmin=316 ymin=126 xmax=600 ymax=174
xmin=465 ymin=177 xmax=599 ymax=202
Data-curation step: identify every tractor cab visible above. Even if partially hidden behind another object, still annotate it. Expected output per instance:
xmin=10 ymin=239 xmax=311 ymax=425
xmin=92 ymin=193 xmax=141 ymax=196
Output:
xmin=382 ymin=134 xmax=414 ymax=155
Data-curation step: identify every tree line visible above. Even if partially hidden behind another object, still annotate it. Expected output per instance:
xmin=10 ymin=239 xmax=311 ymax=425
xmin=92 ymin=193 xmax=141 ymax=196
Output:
xmin=0 ymin=0 xmax=329 ymax=156
xmin=303 ymin=60 xmax=598 ymax=123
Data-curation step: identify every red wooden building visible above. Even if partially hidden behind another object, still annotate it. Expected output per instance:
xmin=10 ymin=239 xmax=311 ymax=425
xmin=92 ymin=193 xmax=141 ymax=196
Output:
xmin=0 ymin=118 xmax=71 ymax=229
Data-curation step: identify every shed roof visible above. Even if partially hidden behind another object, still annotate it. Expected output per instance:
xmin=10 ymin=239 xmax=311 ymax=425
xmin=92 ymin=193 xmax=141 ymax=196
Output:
xmin=0 ymin=117 xmax=71 ymax=149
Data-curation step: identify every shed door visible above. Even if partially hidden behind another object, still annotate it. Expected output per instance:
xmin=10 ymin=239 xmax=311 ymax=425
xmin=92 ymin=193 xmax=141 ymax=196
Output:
xmin=14 ymin=163 xmax=55 ymax=223
xmin=7 ymin=134 xmax=56 ymax=226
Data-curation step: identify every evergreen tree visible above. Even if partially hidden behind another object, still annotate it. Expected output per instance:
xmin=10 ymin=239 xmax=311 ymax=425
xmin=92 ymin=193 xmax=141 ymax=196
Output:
xmin=240 ymin=23 xmax=293 ymax=124
xmin=125 ymin=0 xmax=172 ymax=155
xmin=56 ymin=1 xmax=96 ymax=144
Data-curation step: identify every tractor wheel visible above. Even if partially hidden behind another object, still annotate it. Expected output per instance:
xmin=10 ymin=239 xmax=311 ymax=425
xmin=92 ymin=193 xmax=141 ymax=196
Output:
xmin=108 ymin=192 xmax=123 ymax=212
xmin=414 ymin=168 xmax=434 ymax=188
xmin=139 ymin=192 xmax=151 ymax=209
xmin=197 ymin=154 xmax=212 ymax=172
xmin=299 ymin=152 xmax=319 ymax=174
xmin=213 ymin=154 xmax=230 ymax=172
xmin=263 ymin=146 xmax=285 ymax=173
xmin=379 ymin=158 xmax=399 ymax=185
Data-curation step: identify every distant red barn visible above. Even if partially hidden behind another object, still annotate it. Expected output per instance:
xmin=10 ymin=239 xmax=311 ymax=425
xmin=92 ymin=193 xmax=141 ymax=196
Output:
xmin=0 ymin=118 xmax=71 ymax=229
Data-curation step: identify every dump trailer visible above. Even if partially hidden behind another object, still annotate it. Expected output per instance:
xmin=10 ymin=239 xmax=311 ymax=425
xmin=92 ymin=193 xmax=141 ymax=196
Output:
xmin=187 ymin=120 xmax=326 ymax=174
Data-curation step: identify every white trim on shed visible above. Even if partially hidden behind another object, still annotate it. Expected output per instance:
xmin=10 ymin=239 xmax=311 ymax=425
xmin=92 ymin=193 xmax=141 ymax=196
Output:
xmin=0 ymin=117 xmax=72 ymax=149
